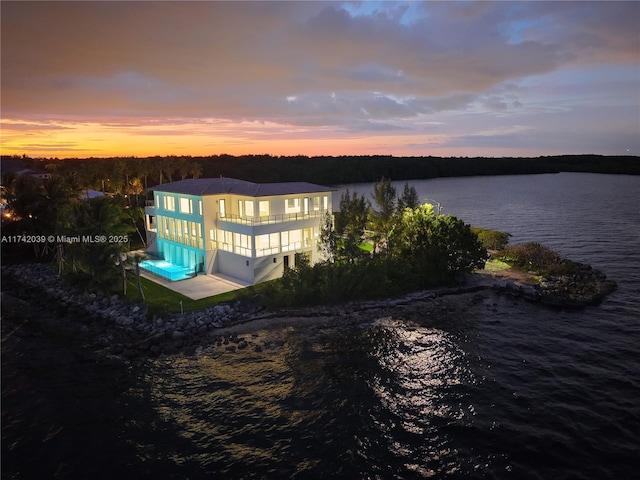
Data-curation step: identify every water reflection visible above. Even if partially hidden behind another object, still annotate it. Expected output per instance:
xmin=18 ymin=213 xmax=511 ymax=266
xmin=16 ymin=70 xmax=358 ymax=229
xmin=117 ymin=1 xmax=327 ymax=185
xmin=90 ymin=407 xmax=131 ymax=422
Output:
xmin=371 ymin=318 xmax=475 ymax=421
xmin=139 ymin=318 xmax=490 ymax=478
xmin=362 ymin=318 xmax=480 ymax=477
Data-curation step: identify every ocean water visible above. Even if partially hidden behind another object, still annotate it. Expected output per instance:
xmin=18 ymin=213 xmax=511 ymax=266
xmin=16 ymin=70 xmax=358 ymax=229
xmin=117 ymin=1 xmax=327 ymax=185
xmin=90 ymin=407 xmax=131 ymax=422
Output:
xmin=3 ymin=173 xmax=640 ymax=479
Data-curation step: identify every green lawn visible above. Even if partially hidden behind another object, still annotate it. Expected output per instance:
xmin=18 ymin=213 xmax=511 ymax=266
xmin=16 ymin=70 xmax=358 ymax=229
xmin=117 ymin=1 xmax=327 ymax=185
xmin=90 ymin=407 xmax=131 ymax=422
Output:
xmin=483 ymin=258 xmax=512 ymax=272
xmin=121 ymin=271 xmax=239 ymax=315
xmin=359 ymin=241 xmax=374 ymax=253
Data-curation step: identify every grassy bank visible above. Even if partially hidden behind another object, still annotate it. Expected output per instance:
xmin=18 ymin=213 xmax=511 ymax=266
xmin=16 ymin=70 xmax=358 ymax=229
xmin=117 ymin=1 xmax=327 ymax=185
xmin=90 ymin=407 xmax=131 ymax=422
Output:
xmin=120 ymin=272 xmax=237 ymax=316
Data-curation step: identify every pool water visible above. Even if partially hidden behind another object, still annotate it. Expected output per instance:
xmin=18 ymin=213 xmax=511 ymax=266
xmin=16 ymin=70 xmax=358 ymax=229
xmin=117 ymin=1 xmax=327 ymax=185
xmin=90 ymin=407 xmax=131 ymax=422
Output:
xmin=138 ymin=260 xmax=193 ymax=282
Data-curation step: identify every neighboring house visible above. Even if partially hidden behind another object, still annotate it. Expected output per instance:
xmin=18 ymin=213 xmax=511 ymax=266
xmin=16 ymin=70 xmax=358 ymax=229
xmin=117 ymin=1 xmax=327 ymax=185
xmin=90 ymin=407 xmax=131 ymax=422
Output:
xmin=144 ymin=177 xmax=334 ymax=284
xmin=15 ymin=168 xmax=51 ymax=180
xmin=81 ymin=189 xmax=106 ymax=200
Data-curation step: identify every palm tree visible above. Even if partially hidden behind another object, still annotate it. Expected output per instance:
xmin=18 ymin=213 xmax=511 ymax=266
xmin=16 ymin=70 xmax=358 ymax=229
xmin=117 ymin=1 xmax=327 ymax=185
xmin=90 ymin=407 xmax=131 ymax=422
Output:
xmin=72 ymin=196 xmax=135 ymax=289
xmin=189 ymin=161 xmax=203 ymax=179
xmin=177 ymin=157 xmax=191 ymax=180
xmin=131 ymin=252 xmax=147 ymax=300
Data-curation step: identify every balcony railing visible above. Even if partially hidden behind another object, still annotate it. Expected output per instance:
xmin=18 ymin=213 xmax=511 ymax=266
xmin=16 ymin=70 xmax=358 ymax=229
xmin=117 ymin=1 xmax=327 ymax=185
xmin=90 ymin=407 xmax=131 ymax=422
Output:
xmin=219 ymin=209 xmax=330 ymax=226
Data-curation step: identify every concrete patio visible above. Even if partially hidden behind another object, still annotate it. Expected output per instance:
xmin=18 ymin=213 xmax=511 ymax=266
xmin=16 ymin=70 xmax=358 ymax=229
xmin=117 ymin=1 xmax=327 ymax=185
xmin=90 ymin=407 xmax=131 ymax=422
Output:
xmin=140 ymin=271 xmax=251 ymax=300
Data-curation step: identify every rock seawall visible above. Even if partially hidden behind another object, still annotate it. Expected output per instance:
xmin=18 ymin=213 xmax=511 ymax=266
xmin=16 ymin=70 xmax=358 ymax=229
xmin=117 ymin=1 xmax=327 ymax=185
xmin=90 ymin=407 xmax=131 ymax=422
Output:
xmin=2 ymin=264 xmax=262 ymax=359
xmin=2 ymin=262 xmax=617 ymax=360
xmin=490 ymin=263 xmax=617 ymax=308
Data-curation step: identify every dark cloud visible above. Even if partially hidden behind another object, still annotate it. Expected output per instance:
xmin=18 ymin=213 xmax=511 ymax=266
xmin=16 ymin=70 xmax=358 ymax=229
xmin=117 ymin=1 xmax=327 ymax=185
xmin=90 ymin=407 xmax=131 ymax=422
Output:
xmin=1 ymin=1 xmax=637 ymax=156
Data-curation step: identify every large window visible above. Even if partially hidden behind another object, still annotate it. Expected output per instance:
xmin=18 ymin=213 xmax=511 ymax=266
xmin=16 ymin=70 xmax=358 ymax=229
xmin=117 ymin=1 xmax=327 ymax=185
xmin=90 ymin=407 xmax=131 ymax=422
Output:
xmin=256 ymin=232 xmax=280 ymax=257
xmin=168 ymin=218 xmax=176 ymax=241
xmin=239 ymin=200 xmax=254 ymax=217
xmin=163 ymin=195 xmax=175 ymax=211
xmin=281 ymin=229 xmax=302 ymax=252
xmin=217 ymin=229 xmax=233 ymax=252
xmin=219 ymin=199 xmax=226 ymax=218
xmin=285 ymin=198 xmax=300 ymax=214
xmin=259 ymin=200 xmax=270 ymax=217
xmin=179 ymin=197 xmax=192 ymax=214
xmin=157 ymin=215 xmax=168 ymax=239
xmin=215 ymin=229 xmax=250 ymax=256
xmin=176 ymin=219 xmax=183 ymax=243
xmin=234 ymin=233 xmax=252 ymax=256
xmin=157 ymin=216 xmax=202 ymax=249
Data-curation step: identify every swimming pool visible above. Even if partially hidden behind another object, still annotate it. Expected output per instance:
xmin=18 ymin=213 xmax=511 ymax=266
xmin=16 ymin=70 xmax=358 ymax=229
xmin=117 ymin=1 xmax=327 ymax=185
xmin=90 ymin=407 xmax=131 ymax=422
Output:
xmin=139 ymin=259 xmax=194 ymax=282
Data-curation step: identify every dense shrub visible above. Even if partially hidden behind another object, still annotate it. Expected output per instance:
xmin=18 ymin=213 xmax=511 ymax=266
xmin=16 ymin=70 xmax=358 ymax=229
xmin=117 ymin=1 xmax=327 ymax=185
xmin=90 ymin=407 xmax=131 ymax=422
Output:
xmin=260 ymin=255 xmax=411 ymax=308
xmin=263 ymin=210 xmax=487 ymax=309
xmin=471 ymin=227 xmax=512 ymax=251
xmin=497 ymin=242 xmax=564 ymax=274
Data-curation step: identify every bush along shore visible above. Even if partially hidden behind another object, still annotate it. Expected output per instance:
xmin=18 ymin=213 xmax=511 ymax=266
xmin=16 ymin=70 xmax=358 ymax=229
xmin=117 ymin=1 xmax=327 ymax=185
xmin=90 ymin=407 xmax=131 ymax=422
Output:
xmin=490 ymin=242 xmax=617 ymax=308
xmin=490 ymin=262 xmax=617 ymax=308
xmin=1 ymin=260 xmax=617 ymax=360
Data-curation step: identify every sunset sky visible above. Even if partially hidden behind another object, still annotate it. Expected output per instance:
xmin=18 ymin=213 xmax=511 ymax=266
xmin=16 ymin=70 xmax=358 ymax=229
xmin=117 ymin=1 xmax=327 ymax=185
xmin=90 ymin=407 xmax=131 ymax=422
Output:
xmin=2 ymin=1 xmax=639 ymax=159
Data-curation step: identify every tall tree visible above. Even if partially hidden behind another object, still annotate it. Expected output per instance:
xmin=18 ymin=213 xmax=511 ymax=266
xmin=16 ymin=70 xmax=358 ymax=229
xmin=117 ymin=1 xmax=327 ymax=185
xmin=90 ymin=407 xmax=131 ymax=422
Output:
xmin=69 ymin=196 xmax=135 ymax=289
xmin=369 ymin=177 xmax=397 ymax=254
xmin=396 ymin=182 xmax=420 ymax=212
xmin=318 ymin=211 xmax=337 ymax=263
xmin=390 ymin=204 xmax=487 ymax=285
xmin=177 ymin=157 xmax=192 ymax=180
xmin=334 ymin=189 xmax=370 ymax=263
xmin=131 ymin=252 xmax=147 ymax=300
xmin=189 ymin=161 xmax=203 ymax=179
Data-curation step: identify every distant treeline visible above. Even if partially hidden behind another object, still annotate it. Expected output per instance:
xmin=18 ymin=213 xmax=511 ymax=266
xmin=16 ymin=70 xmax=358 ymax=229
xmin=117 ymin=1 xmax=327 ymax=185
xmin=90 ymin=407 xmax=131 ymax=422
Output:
xmin=3 ymin=154 xmax=638 ymax=190
xmin=194 ymin=154 xmax=638 ymax=184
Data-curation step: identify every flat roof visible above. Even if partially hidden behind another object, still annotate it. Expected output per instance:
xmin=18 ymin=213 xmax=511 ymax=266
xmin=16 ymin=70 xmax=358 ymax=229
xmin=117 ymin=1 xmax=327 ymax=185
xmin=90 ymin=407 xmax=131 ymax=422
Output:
xmin=150 ymin=178 xmax=335 ymax=197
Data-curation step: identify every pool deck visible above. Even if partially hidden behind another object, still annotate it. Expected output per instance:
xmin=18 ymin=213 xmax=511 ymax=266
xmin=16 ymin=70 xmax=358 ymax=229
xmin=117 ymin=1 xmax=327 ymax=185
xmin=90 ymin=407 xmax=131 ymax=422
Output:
xmin=140 ymin=271 xmax=252 ymax=300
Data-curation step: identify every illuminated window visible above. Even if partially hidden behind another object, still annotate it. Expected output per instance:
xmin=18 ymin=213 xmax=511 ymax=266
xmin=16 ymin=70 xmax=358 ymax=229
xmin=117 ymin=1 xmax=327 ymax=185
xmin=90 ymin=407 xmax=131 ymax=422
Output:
xmin=163 ymin=195 xmax=175 ymax=211
xmin=282 ymin=229 xmax=302 ymax=252
xmin=234 ymin=233 xmax=251 ymax=256
xmin=259 ymin=200 xmax=270 ymax=217
xmin=238 ymin=199 xmax=254 ymax=217
xmin=285 ymin=198 xmax=300 ymax=214
xmin=313 ymin=196 xmax=320 ymax=211
xmin=245 ymin=200 xmax=254 ymax=217
xmin=219 ymin=199 xmax=226 ymax=218
xmin=191 ymin=222 xmax=198 ymax=247
xmin=179 ymin=197 xmax=192 ymax=214
xmin=323 ymin=196 xmax=328 ymax=210
xmin=168 ymin=218 xmax=176 ymax=241
xmin=256 ymin=233 xmax=280 ymax=257
xmin=217 ymin=229 xmax=233 ymax=252
xmin=176 ymin=219 xmax=183 ymax=243
xmin=198 ymin=200 xmax=203 ymax=216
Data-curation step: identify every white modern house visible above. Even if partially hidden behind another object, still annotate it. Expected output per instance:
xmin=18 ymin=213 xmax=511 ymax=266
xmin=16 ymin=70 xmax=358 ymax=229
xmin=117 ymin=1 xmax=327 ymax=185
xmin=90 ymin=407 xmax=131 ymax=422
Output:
xmin=143 ymin=177 xmax=334 ymax=284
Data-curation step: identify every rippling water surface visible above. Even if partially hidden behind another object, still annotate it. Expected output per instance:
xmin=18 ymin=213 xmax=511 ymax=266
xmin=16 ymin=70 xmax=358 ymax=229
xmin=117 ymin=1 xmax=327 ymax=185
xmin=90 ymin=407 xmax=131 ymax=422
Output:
xmin=3 ymin=173 xmax=640 ymax=479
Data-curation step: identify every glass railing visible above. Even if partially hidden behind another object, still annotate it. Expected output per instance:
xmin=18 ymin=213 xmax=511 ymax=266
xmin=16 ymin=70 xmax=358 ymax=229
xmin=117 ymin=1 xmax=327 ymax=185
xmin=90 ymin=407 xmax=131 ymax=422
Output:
xmin=219 ymin=209 xmax=330 ymax=226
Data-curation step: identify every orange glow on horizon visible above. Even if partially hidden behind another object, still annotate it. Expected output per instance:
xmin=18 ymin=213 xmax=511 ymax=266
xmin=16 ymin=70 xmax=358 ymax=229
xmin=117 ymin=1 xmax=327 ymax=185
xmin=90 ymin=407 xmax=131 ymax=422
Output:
xmin=0 ymin=117 xmax=446 ymax=158
xmin=0 ymin=117 xmax=545 ymax=159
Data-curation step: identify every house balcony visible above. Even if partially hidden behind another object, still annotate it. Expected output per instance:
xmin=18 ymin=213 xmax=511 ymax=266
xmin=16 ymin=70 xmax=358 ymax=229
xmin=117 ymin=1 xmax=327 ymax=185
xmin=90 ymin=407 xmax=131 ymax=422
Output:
xmin=218 ymin=209 xmax=330 ymax=227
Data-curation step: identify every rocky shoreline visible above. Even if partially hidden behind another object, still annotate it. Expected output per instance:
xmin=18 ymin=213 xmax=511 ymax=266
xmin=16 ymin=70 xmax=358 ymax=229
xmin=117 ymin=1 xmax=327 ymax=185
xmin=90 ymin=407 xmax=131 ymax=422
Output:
xmin=1 ymin=262 xmax=616 ymax=360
